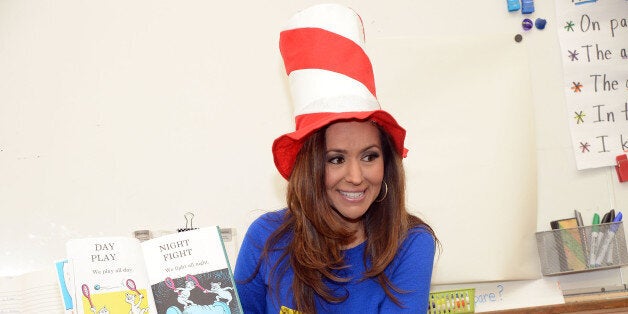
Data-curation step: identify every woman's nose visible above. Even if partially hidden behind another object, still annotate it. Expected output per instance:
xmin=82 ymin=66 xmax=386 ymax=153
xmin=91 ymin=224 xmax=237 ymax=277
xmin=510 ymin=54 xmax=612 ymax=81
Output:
xmin=344 ymin=161 xmax=363 ymax=184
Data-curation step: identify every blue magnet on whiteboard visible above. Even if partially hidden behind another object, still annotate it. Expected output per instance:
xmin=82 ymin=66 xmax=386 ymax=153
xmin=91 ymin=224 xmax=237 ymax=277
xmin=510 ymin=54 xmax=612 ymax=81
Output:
xmin=522 ymin=19 xmax=533 ymax=31
xmin=506 ymin=0 xmax=520 ymax=11
xmin=521 ymin=0 xmax=535 ymax=14
xmin=535 ymin=18 xmax=547 ymax=30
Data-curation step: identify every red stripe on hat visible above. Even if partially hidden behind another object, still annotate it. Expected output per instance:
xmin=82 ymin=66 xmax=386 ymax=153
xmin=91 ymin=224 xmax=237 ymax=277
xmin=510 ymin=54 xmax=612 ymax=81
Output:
xmin=279 ymin=28 xmax=376 ymax=97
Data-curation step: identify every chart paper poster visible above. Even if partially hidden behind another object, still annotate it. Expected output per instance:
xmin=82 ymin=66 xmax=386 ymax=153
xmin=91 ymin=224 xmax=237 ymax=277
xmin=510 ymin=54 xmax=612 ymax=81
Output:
xmin=555 ymin=0 xmax=628 ymax=169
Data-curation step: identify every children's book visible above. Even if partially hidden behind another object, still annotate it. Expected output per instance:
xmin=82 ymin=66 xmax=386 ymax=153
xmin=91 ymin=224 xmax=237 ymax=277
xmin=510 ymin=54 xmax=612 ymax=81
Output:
xmin=66 ymin=226 xmax=242 ymax=314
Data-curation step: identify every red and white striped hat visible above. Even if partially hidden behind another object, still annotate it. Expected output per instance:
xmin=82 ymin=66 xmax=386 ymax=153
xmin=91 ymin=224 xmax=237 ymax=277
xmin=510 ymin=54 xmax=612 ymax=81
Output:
xmin=272 ymin=3 xmax=407 ymax=179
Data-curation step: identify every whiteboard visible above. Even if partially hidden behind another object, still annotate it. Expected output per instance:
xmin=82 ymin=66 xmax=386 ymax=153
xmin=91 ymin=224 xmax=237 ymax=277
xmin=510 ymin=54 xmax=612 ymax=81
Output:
xmin=370 ymin=35 xmax=538 ymax=283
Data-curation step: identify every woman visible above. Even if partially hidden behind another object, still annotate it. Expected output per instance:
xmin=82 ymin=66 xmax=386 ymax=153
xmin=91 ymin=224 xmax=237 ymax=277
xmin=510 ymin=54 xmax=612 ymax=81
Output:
xmin=234 ymin=4 xmax=437 ymax=313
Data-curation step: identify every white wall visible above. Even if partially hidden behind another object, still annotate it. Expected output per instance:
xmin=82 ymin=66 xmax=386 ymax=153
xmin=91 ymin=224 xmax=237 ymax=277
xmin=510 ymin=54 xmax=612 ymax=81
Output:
xmin=2 ymin=0 xmax=627 ymax=311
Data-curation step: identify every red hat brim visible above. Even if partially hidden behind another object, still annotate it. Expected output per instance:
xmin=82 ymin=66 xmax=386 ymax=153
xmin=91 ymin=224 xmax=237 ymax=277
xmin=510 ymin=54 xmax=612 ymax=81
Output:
xmin=272 ymin=110 xmax=407 ymax=179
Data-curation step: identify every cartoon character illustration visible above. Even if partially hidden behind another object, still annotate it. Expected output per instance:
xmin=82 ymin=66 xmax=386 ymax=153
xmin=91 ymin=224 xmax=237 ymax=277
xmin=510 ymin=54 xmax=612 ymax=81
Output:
xmin=124 ymin=279 xmax=149 ymax=314
xmin=174 ymin=279 xmax=198 ymax=308
xmin=163 ymin=274 xmax=236 ymax=314
xmin=125 ymin=292 xmax=148 ymax=314
xmin=83 ymin=283 xmax=110 ymax=314
xmin=205 ymin=282 xmax=233 ymax=305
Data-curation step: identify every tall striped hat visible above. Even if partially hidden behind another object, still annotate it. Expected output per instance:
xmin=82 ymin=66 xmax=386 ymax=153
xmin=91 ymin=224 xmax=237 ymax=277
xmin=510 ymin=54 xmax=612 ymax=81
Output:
xmin=272 ymin=3 xmax=407 ymax=180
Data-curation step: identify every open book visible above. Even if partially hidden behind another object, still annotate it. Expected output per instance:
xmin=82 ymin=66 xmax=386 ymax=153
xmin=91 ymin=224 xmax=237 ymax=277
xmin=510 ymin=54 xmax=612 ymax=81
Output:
xmin=66 ymin=226 xmax=242 ymax=314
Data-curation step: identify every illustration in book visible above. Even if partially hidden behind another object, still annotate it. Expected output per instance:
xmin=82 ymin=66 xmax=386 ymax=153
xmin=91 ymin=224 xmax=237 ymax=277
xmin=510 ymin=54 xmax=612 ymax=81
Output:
xmin=80 ymin=279 xmax=150 ymax=314
xmin=152 ymin=271 xmax=236 ymax=314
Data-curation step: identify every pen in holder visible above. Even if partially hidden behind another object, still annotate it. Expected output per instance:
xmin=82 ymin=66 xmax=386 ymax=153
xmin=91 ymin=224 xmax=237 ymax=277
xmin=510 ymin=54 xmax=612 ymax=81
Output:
xmin=535 ymin=222 xmax=628 ymax=275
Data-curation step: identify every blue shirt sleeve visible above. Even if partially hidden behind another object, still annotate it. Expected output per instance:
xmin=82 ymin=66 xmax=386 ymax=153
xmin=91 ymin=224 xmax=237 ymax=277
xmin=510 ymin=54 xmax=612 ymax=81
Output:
xmin=380 ymin=228 xmax=436 ymax=313
xmin=234 ymin=214 xmax=273 ymax=313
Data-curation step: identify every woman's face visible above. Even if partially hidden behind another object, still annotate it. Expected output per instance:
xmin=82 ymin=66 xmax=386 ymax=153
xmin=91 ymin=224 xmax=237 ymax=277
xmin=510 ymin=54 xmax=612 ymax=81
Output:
xmin=324 ymin=121 xmax=384 ymax=225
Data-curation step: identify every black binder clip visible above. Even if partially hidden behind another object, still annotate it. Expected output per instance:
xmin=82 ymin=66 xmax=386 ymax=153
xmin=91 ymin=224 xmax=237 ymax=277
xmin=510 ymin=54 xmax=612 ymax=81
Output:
xmin=177 ymin=212 xmax=198 ymax=232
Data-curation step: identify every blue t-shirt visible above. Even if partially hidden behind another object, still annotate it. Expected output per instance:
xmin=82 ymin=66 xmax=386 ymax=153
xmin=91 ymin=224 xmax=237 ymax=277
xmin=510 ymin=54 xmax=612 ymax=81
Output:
xmin=234 ymin=209 xmax=435 ymax=313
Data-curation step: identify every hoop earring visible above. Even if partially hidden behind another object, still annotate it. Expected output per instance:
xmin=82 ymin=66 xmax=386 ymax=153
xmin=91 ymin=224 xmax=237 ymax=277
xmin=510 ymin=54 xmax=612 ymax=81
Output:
xmin=375 ymin=181 xmax=388 ymax=202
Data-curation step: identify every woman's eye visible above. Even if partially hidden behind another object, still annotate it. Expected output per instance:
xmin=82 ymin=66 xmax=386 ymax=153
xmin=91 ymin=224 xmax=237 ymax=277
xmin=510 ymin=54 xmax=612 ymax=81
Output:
xmin=362 ymin=152 xmax=380 ymax=162
xmin=327 ymin=156 xmax=344 ymax=164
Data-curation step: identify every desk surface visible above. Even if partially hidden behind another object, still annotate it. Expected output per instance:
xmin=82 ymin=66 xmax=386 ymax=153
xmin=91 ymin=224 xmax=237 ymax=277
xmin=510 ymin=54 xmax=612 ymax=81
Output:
xmin=483 ymin=297 xmax=628 ymax=313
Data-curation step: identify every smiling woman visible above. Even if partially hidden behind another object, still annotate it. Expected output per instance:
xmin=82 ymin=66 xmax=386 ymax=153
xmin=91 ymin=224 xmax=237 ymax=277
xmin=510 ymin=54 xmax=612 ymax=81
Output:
xmin=233 ymin=3 xmax=438 ymax=313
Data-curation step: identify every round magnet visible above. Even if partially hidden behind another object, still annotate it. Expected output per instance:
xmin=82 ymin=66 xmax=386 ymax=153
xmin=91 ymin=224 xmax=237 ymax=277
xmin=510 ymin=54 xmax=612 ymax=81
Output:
xmin=514 ymin=34 xmax=523 ymax=42
xmin=522 ymin=18 xmax=533 ymax=31
xmin=535 ymin=18 xmax=547 ymax=30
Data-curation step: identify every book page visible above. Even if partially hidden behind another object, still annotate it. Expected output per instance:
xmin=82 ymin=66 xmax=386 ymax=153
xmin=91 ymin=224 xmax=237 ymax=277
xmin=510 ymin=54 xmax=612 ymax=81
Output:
xmin=0 ymin=267 xmax=64 ymax=313
xmin=141 ymin=226 xmax=243 ymax=314
xmin=66 ymin=237 xmax=156 ymax=313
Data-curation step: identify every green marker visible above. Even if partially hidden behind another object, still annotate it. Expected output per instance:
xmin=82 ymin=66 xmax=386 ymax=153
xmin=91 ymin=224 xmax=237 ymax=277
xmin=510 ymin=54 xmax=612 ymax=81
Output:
xmin=590 ymin=213 xmax=600 ymax=267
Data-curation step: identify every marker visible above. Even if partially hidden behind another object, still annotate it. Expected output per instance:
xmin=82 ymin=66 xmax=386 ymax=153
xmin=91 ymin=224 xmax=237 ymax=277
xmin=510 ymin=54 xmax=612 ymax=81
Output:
xmin=595 ymin=212 xmax=623 ymax=266
xmin=593 ymin=210 xmax=614 ymax=266
xmin=590 ymin=213 xmax=600 ymax=267
xmin=594 ymin=214 xmax=606 ymax=266
xmin=607 ymin=212 xmax=622 ymax=264
xmin=601 ymin=211 xmax=611 ymax=224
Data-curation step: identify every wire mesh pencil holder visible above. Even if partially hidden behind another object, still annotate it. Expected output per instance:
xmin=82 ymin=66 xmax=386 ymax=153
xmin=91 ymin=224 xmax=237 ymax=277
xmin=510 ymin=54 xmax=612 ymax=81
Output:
xmin=428 ymin=288 xmax=475 ymax=313
xmin=535 ymin=222 xmax=628 ymax=276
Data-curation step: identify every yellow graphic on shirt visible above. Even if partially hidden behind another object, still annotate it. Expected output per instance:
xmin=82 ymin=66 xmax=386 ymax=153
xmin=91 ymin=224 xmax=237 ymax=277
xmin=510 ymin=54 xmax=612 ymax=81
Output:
xmin=280 ymin=305 xmax=301 ymax=314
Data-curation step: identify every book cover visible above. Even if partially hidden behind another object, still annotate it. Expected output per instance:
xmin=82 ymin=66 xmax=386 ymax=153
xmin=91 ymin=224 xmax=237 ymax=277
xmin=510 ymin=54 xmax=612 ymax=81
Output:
xmin=66 ymin=226 xmax=242 ymax=314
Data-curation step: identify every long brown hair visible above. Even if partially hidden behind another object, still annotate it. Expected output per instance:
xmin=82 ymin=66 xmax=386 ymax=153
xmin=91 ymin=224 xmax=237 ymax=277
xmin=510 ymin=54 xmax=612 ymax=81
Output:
xmin=261 ymin=121 xmax=437 ymax=313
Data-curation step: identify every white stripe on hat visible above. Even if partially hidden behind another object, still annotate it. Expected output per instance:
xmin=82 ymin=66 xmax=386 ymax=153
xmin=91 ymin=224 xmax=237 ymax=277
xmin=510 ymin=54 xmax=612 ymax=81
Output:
xmin=283 ymin=3 xmax=365 ymax=50
xmin=289 ymin=69 xmax=379 ymax=115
